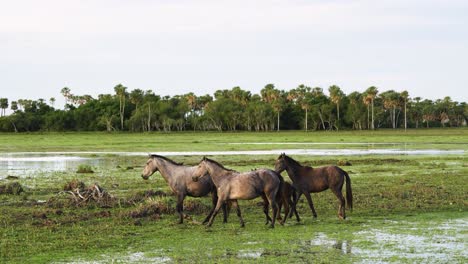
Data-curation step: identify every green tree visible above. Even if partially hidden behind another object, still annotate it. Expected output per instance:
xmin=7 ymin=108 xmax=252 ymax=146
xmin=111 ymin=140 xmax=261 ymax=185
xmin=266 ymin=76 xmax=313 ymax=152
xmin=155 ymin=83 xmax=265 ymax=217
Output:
xmin=0 ymin=98 xmax=8 ymax=116
xmin=114 ymin=84 xmax=128 ymax=130
xmin=328 ymin=85 xmax=344 ymax=127
xmin=288 ymin=84 xmax=312 ymax=131
xmin=400 ymin=91 xmax=409 ymax=130
xmin=364 ymin=86 xmax=378 ymax=130
xmin=261 ymin=84 xmax=284 ymax=131
xmin=380 ymin=90 xmax=401 ymax=129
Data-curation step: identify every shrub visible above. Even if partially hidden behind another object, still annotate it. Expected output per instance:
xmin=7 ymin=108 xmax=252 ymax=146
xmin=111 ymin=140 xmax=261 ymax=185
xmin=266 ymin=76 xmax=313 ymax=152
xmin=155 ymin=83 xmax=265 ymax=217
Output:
xmin=76 ymin=164 xmax=94 ymax=173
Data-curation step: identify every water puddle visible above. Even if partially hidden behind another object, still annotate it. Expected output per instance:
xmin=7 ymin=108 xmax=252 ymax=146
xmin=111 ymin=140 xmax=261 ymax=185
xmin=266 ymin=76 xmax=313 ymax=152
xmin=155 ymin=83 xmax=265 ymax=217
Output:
xmin=56 ymin=252 xmax=172 ymax=264
xmin=355 ymin=218 xmax=467 ymax=263
xmin=310 ymin=233 xmax=352 ymax=254
xmin=303 ymin=217 xmax=467 ymax=263
xmin=237 ymin=249 xmax=263 ymax=259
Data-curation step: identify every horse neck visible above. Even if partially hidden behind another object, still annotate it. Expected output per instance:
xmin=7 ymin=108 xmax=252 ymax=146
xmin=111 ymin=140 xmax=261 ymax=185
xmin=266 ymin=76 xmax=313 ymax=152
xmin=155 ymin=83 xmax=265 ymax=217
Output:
xmin=206 ymin=162 xmax=228 ymax=186
xmin=285 ymin=162 xmax=301 ymax=182
xmin=153 ymin=158 xmax=181 ymax=183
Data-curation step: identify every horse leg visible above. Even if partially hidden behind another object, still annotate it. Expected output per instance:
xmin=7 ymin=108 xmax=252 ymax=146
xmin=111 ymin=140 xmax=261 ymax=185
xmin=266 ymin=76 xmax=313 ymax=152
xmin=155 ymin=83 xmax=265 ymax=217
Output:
xmin=332 ymin=189 xmax=346 ymax=219
xmin=289 ymin=191 xmax=302 ymax=218
xmin=207 ymin=197 xmax=225 ymax=227
xmin=231 ymin=200 xmax=245 ymax=227
xmin=266 ymin=192 xmax=278 ymax=228
xmin=276 ymin=194 xmax=283 ymax=221
xmin=291 ymin=189 xmax=301 ymax=222
xmin=222 ymin=201 xmax=229 ymax=223
xmin=203 ymin=192 xmax=217 ymax=224
xmin=176 ymin=194 xmax=185 ymax=224
xmin=281 ymin=195 xmax=289 ymax=225
xmin=261 ymin=194 xmax=272 ymax=225
xmin=303 ymin=192 xmax=318 ymax=218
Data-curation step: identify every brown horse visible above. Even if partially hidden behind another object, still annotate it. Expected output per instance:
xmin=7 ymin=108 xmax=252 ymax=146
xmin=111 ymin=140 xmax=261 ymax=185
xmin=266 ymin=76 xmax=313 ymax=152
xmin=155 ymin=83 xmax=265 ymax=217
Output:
xmin=141 ymin=155 xmax=227 ymax=224
xmin=277 ymin=180 xmax=300 ymax=224
xmin=274 ymin=153 xmax=353 ymax=219
xmin=192 ymin=157 xmax=280 ymax=228
xmin=251 ymin=168 xmax=300 ymax=225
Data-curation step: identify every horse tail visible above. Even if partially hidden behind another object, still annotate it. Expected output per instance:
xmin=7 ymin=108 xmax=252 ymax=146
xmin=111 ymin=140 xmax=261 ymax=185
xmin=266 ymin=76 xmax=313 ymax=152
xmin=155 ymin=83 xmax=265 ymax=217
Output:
xmin=343 ymin=170 xmax=353 ymax=211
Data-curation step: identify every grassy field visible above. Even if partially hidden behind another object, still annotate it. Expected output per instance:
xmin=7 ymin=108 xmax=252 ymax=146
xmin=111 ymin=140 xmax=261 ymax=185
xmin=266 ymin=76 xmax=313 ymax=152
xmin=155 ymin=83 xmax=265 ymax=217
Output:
xmin=0 ymin=129 xmax=467 ymax=263
xmin=0 ymin=128 xmax=467 ymax=152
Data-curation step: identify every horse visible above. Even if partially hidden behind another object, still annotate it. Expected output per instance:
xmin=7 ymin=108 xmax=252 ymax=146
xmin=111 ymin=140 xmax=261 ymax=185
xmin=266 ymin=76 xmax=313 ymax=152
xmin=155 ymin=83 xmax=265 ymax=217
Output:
xmin=192 ymin=157 xmax=280 ymax=228
xmin=274 ymin=153 xmax=353 ymax=219
xmin=276 ymin=180 xmax=301 ymax=224
xmin=251 ymin=168 xmax=300 ymax=225
xmin=141 ymin=154 xmax=227 ymax=224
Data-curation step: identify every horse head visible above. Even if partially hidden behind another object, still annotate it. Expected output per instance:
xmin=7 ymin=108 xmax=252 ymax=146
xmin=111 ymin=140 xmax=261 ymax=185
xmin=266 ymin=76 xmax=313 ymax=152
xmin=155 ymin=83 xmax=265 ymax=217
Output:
xmin=141 ymin=155 xmax=158 ymax=180
xmin=192 ymin=157 xmax=208 ymax=182
xmin=274 ymin=153 xmax=288 ymax=173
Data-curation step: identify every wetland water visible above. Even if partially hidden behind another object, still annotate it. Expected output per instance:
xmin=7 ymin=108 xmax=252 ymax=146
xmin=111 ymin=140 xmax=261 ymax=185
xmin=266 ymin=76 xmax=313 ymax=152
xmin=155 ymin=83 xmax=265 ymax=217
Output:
xmin=0 ymin=148 xmax=464 ymax=177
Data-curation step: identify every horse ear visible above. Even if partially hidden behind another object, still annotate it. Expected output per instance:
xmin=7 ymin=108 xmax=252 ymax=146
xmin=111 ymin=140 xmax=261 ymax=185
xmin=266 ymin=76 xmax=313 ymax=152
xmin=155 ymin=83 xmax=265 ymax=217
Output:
xmin=148 ymin=153 xmax=152 ymax=158
xmin=202 ymin=156 xmax=206 ymax=161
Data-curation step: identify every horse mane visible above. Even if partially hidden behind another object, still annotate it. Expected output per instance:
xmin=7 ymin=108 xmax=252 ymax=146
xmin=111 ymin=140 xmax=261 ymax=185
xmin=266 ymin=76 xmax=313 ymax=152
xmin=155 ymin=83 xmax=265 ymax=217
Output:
xmin=282 ymin=154 xmax=303 ymax=168
xmin=150 ymin=154 xmax=184 ymax=166
xmin=204 ymin=157 xmax=236 ymax=172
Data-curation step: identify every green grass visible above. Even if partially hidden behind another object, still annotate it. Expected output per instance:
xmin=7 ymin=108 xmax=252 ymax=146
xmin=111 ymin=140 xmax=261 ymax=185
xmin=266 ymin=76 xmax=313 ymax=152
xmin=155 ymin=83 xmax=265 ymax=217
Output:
xmin=0 ymin=128 xmax=467 ymax=152
xmin=0 ymin=130 xmax=467 ymax=263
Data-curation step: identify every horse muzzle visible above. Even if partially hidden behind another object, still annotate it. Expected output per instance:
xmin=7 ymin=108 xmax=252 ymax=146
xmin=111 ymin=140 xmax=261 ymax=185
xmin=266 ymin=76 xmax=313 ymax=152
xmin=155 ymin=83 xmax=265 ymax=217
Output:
xmin=141 ymin=174 xmax=150 ymax=180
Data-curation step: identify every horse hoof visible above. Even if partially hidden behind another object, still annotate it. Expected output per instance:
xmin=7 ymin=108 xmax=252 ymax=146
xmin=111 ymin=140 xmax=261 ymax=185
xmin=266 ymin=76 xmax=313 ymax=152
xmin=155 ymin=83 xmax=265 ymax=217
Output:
xmin=269 ymin=224 xmax=275 ymax=228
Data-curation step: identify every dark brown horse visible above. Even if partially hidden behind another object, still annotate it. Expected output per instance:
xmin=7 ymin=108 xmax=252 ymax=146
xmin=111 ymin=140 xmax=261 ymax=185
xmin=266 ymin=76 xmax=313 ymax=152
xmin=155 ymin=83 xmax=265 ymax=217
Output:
xmin=274 ymin=153 xmax=353 ymax=219
xmin=251 ymin=168 xmax=300 ymax=225
xmin=277 ymin=180 xmax=300 ymax=224
xmin=141 ymin=155 xmax=227 ymax=224
xmin=192 ymin=157 xmax=280 ymax=228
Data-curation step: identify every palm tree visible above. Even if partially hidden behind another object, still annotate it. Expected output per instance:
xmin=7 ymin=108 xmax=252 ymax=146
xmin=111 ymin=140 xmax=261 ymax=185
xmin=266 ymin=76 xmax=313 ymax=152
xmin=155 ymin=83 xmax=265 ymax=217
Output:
xmin=0 ymin=98 xmax=8 ymax=116
xmin=365 ymin=86 xmax=378 ymax=130
xmin=114 ymin=84 xmax=127 ymax=130
xmin=380 ymin=90 xmax=400 ymax=129
xmin=288 ymin=84 xmax=312 ymax=131
xmin=261 ymin=84 xmax=283 ymax=131
xmin=49 ymin=97 xmax=56 ymax=107
xmin=400 ymin=91 xmax=409 ymax=131
xmin=129 ymin=89 xmax=144 ymax=111
xmin=61 ymin=87 xmax=72 ymax=105
xmin=328 ymin=85 xmax=344 ymax=128
xmin=10 ymin=101 xmax=18 ymax=112
xmin=362 ymin=94 xmax=371 ymax=129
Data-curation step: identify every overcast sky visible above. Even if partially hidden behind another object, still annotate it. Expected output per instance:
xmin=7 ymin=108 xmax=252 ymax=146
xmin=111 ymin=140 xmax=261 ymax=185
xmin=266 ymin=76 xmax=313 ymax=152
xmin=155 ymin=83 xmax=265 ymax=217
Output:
xmin=1 ymin=0 xmax=467 ymax=109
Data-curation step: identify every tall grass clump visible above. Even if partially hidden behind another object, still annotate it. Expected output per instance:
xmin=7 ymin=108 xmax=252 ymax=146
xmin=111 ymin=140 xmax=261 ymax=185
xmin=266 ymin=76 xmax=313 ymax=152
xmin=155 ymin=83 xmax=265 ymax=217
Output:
xmin=76 ymin=164 xmax=94 ymax=173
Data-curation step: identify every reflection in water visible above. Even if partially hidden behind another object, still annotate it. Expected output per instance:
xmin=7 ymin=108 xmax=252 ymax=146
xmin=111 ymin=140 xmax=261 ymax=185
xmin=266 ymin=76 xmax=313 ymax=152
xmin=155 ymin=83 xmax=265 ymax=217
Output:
xmin=310 ymin=233 xmax=352 ymax=255
xmin=0 ymin=154 xmax=115 ymax=178
xmin=333 ymin=240 xmax=352 ymax=254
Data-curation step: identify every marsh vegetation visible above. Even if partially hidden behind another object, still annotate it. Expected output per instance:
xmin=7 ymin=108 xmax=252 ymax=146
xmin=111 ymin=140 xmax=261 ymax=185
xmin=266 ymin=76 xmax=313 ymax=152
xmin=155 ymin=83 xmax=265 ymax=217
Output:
xmin=0 ymin=130 xmax=467 ymax=263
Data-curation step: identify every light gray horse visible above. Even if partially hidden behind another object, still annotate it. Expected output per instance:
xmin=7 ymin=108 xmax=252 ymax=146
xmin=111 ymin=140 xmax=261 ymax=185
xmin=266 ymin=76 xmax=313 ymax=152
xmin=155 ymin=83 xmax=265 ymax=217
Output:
xmin=192 ymin=157 xmax=280 ymax=228
xmin=141 ymin=155 xmax=227 ymax=224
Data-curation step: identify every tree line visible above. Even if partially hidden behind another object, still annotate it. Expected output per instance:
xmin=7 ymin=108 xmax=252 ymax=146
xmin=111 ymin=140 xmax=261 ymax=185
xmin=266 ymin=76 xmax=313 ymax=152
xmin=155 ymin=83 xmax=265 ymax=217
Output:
xmin=0 ymin=84 xmax=466 ymax=132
